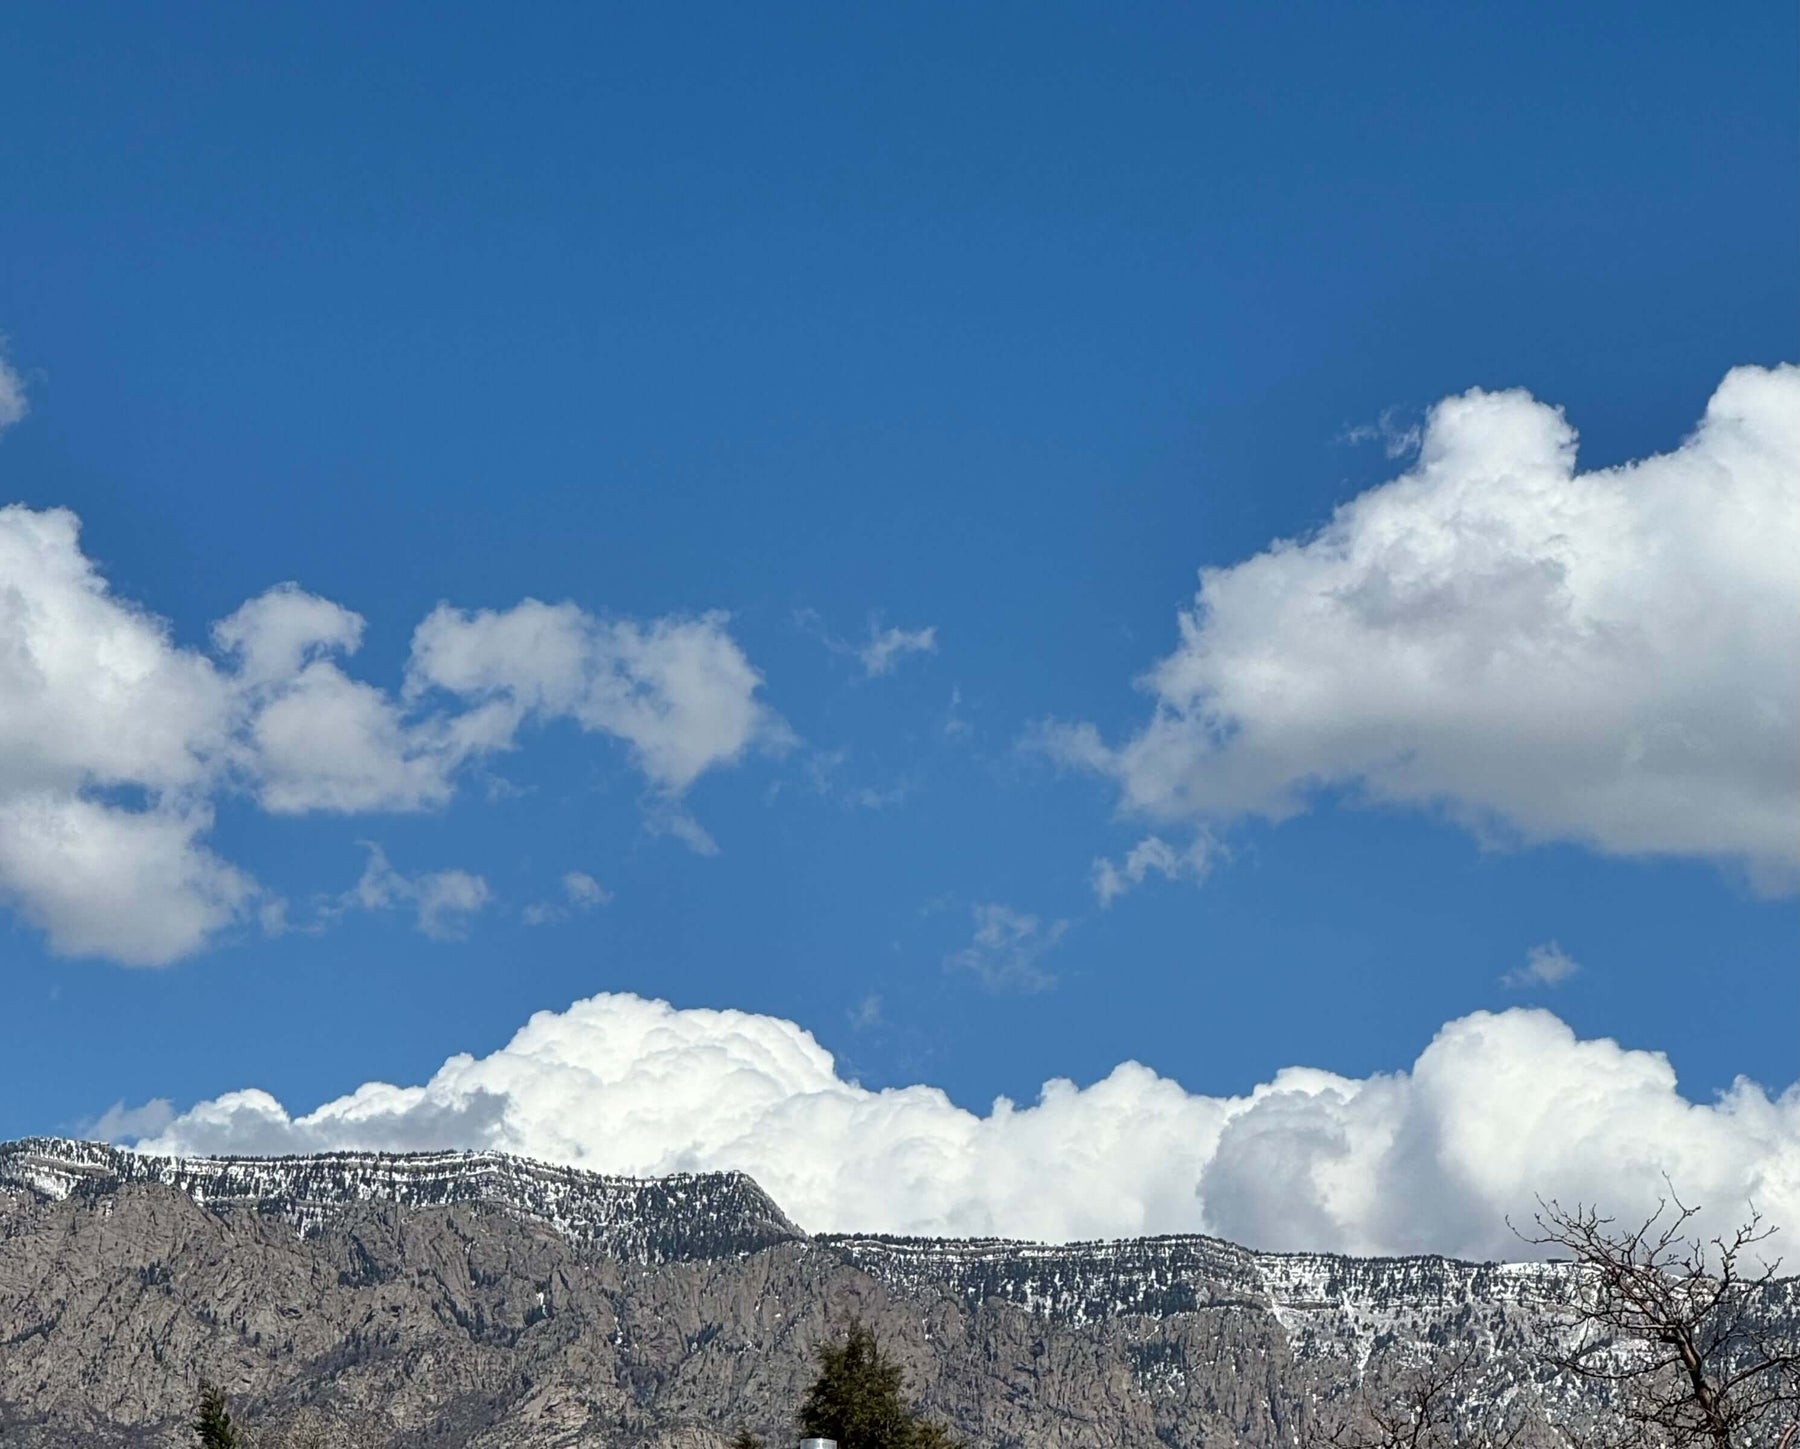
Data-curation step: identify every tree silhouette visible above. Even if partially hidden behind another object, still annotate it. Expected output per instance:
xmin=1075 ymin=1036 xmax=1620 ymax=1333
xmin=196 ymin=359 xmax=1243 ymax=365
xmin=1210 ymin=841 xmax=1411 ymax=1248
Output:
xmin=1524 ymin=1191 xmax=1800 ymax=1448
xmin=192 ymin=1383 xmax=241 ymax=1449
xmin=798 ymin=1321 xmax=956 ymax=1449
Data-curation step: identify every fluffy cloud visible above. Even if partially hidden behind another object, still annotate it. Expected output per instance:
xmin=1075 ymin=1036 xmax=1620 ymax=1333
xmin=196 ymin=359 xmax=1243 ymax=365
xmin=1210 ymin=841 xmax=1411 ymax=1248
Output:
xmin=1055 ymin=366 xmax=1800 ymax=885
xmin=214 ymin=584 xmax=482 ymax=815
xmin=0 ymin=505 xmax=777 ymax=964
xmin=408 ymin=601 xmax=785 ymax=795
xmin=0 ymin=506 xmax=253 ymax=962
xmin=0 ymin=795 xmax=255 ymax=965
xmin=135 ymin=991 xmax=1800 ymax=1260
xmin=0 ymin=509 xmax=230 ymax=799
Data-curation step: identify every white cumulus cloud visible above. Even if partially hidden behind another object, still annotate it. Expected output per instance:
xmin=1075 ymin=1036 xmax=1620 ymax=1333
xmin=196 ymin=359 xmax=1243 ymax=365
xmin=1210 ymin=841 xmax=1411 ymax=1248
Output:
xmin=213 ymin=583 xmax=488 ymax=815
xmin=134 ymin=991 xmax=1800 ymax=1261
xmin=0 ymin=795 xmax=255 ymax=966
xmin=0 ymin=504 xmax=777 ymax=965
xmin=407 ymin=600 xmax=786 ymax=795
xmin=1053 ymin=365 xmax=1800 ymax=886
xmin=0 ymin=506 xmax=256 ymax=962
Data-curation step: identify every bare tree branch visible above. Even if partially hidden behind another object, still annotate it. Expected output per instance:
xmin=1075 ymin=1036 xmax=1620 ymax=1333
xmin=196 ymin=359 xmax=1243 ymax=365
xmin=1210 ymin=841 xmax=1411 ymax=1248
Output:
xmin=1311 ymin=1343 xmax=1539 ymax=1449
xmin=1519 ymin=1188 xmax=1800 ymax=1448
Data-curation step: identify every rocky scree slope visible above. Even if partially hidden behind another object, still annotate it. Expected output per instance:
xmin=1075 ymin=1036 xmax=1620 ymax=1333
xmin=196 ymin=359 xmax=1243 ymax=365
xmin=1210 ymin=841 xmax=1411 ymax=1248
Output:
xmin=0 ymin=1138 xmax=1675 ymax=1448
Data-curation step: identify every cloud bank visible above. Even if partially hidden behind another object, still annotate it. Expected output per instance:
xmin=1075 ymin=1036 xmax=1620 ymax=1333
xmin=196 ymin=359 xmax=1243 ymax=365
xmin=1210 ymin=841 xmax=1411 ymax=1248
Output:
xmin=136 ymin=991 xmax=1800 ymax=1261
xmin=1054 ymin=365 xmax=1800 ymax=884
xmin=0 ymin=505 xmax=781 ymax=964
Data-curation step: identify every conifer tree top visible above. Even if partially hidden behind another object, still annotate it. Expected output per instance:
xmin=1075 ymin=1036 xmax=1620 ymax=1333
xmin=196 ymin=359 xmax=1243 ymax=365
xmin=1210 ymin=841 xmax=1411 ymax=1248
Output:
xmin=797 ymin=1322 xmax=956 ymax=1449
xmin=192 ymin=1384 xmax=241 ymax=1449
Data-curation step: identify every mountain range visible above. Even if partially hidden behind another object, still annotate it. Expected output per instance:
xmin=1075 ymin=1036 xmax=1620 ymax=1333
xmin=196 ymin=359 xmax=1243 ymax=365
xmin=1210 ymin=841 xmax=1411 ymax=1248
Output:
xmin=0 ymin=1137 xmax=1676 ymax=1447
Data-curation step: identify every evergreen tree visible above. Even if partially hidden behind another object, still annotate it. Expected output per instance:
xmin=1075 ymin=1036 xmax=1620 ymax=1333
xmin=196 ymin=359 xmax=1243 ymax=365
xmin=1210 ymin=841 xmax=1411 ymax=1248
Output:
xmin=729 ymin=1429 xmax=765 ymax=1449
xmin=192 ymin=1383 xmax=241 ymax=1449
xmin=797 ymin=1321 xmax=955 ymax=1449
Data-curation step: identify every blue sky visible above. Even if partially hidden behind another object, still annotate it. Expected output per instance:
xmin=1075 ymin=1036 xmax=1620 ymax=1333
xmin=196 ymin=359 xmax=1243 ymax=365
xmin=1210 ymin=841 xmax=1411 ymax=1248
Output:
xmin=0 ymin=4 xmax=1794 ymax=1251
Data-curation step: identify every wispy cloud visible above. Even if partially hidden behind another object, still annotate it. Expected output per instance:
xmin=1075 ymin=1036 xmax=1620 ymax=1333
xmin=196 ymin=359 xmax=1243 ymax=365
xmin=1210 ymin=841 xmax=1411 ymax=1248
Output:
xmin=644 ymin=803 xmax=720 ymax=856
xmin=0 ymin=337 xmax=27 ymax=433
xmin=942 ymin=686 xmax=971 ymax=739
xmin=522 ymin=870 xmax=611 ymax=926
xmin=1339 ymin=405 xmax=1422 ymax=459
xmin=797 ymin=609 xmax=939 ymax=679
xmin=1092 ymin=833 xmax=1221 ymax=906
xmin=340 ymin=844 xmax=491 ymax=941
xmin=945 ymin=902 xmax=1068 ymax=991
xmin=85 ymin=1097 xmax=176 ymax=1142
xmin=1502 ymin=940 xmax=1581 ymax=989
xmin=802 ymin=747 xmax=914 ymax=812
xmin=858 ymin=623 xmax=937 ymax=678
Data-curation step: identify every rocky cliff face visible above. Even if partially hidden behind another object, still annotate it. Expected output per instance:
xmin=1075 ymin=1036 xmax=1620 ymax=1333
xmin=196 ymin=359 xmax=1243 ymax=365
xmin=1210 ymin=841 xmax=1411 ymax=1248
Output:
xmin=0 ymin=1138 xmax=1660 ymax=1447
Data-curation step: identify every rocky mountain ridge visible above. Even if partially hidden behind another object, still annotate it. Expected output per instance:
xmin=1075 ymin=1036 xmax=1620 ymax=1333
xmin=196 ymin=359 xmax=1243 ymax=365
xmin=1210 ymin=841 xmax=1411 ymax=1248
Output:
xmin=0 ymin=1137 xmax=1731 ymax=1448
xmin=1 ymin=1137 xmax=802 ymax=1263
xmin=0 ymin=1137 xmax=1563 ymax=1321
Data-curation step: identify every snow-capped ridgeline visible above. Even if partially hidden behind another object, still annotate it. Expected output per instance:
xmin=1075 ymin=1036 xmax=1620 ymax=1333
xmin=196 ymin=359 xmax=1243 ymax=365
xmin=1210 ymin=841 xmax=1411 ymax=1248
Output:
xmin=0 ymin=1136 xmax=802 ymax=1263
xmin=821 ymin=1233 xmax=1572 ymax=1364
xmin=821 ymin=1233 xmax=1270 ymax=1325
xmin=0 ymin=1135 xmax=1683 ymax=1369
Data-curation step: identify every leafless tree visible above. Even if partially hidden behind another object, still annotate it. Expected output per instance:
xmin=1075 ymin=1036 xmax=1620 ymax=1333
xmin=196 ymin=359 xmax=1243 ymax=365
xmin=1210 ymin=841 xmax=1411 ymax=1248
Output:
xmin=1314 ymin=1343 xmax=1540 ymax=1449
xmin=1521 ymin=1189 xmax=1800 ymax=1449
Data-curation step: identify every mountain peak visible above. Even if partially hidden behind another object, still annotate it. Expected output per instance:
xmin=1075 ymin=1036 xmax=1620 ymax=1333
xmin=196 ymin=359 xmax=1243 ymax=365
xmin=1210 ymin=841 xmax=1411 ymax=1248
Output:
xmin=0 ymin=1136 xmax=804 ymax=1263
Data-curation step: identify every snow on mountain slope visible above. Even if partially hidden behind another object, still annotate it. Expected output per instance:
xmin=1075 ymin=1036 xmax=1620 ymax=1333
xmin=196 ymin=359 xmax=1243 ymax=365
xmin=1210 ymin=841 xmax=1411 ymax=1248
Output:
xmin=0 ymin=1136 xmax=803 ymax=1263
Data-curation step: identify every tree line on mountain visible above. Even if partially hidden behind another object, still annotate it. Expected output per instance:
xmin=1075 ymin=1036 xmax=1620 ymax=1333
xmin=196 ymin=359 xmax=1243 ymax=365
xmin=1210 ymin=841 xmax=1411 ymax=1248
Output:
xmin=188 ymin=1190 xmax=1797 ymax=1449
